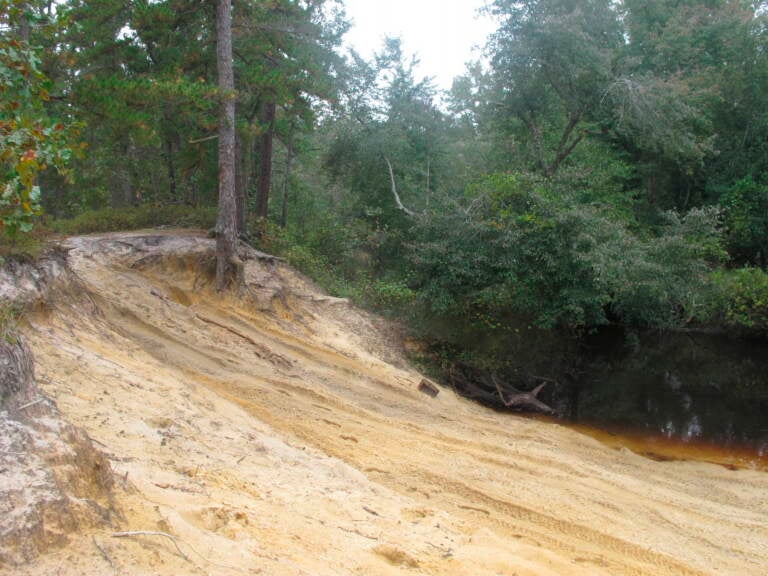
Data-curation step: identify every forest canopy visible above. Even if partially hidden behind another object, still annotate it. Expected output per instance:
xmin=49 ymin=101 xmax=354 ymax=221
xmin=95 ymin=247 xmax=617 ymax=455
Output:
xmin=3 ymin=0 xmax=768 ymax=364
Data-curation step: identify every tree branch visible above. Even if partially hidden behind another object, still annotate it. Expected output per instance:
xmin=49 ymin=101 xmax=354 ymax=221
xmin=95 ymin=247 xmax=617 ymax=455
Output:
xmin=546 ymin=112 xmax=584 ymax=177
xmin=189 ymin=134 xmax=218 ymax=145
xmin=384 ymin=156 xmax=417 ymax=217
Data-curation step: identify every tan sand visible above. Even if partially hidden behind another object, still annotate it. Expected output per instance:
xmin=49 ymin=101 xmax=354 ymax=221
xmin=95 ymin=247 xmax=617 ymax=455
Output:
xmin=9 ymin=231 xmax=768 ymax=576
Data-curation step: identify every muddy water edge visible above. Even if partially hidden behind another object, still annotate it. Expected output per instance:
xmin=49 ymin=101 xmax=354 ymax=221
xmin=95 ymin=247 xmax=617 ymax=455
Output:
xmin=546 ymin=328 xmax=768 ymax=470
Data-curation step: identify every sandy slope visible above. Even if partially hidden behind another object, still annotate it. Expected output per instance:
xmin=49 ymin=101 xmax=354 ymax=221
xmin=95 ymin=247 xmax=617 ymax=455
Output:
xmin=7 ymin=231 xmax=768 ymax=576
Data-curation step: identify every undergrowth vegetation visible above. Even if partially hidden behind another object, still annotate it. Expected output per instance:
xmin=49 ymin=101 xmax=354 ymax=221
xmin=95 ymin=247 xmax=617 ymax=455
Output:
xmin=0 ymin=228 xmax=48 ymax=263
xmin=49 ymin=205 xmax=218 ymax=236
xmin=0 ymin=303 xmax=21 ymax=344
xmin=705 ymin=268 xmax=768 ymax=334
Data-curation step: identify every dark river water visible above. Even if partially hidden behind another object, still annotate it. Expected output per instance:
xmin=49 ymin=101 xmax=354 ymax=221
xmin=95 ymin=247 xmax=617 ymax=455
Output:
xmin=551 ymin=329 xmax=768 ymax=467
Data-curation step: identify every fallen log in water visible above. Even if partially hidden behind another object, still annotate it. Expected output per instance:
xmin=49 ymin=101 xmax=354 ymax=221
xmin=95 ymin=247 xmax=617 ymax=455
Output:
xmin=447 ymin=367 xmax=555 ymax=414
xmin=491 ymin=375 xmax=554 ymax=414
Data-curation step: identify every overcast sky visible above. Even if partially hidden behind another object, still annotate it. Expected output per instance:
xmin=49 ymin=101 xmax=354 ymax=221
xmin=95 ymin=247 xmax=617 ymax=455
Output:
xmin=342 ymin=0 xmax=497 ymax=91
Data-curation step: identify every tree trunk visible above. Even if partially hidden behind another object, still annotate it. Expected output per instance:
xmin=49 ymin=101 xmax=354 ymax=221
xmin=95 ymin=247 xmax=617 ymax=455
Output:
xmin=255 ymin=100 xmax=276 ymax=237
xmin=522 ymin=114 xmax=546 ymax=174
xmin=18 ymin=2 xmax=30 ymax=43
xmin=112 ymin=140 xmax=133 ymax=208
xmin=113 ymin=164 xmax=133 ymax=208
xmin=646 ymin=171 xmax=658 ymax=205
xmin=215 ymin=0 xmax=242 ymax=290
xmin=545 ymin=112 xmax=583 ymax=177
xmin=235 ymin=133 xmax=246 ymax=235
xmin=279 ymin=140 xmax=294 ymax=228
xmin=164 ymin=137 xmax=177 ymax=200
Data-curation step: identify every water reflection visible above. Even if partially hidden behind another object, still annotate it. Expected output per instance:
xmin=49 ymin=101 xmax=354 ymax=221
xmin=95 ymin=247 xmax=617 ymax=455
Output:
xmin=559 ymin=329 xmax=768 ymax=459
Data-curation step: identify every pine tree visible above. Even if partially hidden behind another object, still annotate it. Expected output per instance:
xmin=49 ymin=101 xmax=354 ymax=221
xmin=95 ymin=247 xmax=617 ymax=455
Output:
xmin=215 ymin=0 xmax=242 ymax=289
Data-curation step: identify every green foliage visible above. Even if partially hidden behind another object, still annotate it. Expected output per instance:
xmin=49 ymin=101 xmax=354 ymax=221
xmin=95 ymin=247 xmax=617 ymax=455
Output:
xmin=50 ymin=205 xmax=217 ymax=235
xmin=705 ymin=267 xmax=768 ymax=333
xmin=0 ymin=7 xmax=79 ymax=237
xmin=602 ymin=207 xmax=725 ymax=327
xmin=606 ymin=75 xmax=715 ymax=171
xmin=367 ymin=277 xmax=416 ymax=310
xmin=264 ymin=218 xmax=415 ymax=314
xmin=409 ymin=173 xmax=723 ymax=331
xmin=719 ymin=177 xmax=768 ymax=265
xmin=484 ymin=0 xmax=624 ymax=175
xmin=261 ymin=216 xmax=362 ymax=294
xmin=325 ymin=38 xmax=448 ymax=222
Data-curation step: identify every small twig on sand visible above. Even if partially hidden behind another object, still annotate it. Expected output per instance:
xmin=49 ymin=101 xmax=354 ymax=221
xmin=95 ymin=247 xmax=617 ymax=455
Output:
xmin=195 ymin=313 xmax=259 ymax=346
xmin=112 ymin=530 xmax=249 ymax=573
xmin=338 ymin=526 xmax=379 ymax=540
xmin=427 ymin=541 xmax=454 ymax=558
xmin=88 ymin=435 xmax=109 ymax=448
xmin=92 ymin=536 xmax=116 ymax=570
xmin=18 ymin=398 xmax=45 ymax=410
xmin=112 ymin=531 xmax=189 ymax=561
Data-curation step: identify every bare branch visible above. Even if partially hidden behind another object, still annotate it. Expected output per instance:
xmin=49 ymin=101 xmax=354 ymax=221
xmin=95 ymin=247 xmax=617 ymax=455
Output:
xmin=530 ymin=382 xmax=548 ymax=397
xmin=189 ymin=134 xmax=218 ymax=145
xmin=112 ymin=531 xmax=189 ymax=561
xmin=384 ymin=157 xmax=417 ymax=217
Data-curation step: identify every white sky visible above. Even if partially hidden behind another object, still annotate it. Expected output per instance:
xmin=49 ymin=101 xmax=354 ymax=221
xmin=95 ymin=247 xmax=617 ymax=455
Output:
xmin=342 ymin=0 xmax=497 ymax=91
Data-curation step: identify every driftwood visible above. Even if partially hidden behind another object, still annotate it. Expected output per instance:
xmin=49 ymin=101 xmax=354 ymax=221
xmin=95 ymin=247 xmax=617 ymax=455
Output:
xmin=447 ymin=369 xmax=499 ymax=404
xmin=418 ymin=379 xmax=440 ymax=398
xmin=491 ymin=375 xmax=554 ymax=414
xmin=447 ymin=367 xmax=555 ymax=414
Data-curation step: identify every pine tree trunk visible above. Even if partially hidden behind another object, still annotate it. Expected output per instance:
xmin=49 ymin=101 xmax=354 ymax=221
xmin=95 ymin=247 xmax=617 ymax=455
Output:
xmin=279 ymin=141 xmax=294 ymax=228
xmin=255 ymin=101 xmax=276 ymax=237
xmin=111 ymin=140 xmax=133 ymax=208
xmin=235 ymin=132 xmax=247 ymax=235
xmin=164 ymin=137 xmax=177 ymax=200
xmin=215 ymin=0 xmax=242 ymax=290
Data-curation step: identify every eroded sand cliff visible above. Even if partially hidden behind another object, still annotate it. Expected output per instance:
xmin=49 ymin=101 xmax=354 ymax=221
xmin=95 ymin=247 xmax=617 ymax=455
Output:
xmin=3 ymin=231 xmax=766 ymax=576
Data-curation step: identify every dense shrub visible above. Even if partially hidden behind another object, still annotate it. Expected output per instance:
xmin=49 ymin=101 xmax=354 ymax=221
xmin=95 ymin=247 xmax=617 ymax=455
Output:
xmin=719 ymin=177 xmax=768 ymax=266
xmin=408 ymin=173 xmax=723 ymax=331
xmin=264 ymin=219 xmax=416 ymax=314
xmin=264 ymin=216 xmax=363 ymax=292
xmin=705 ymin=268 xmax=768 ymax=333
